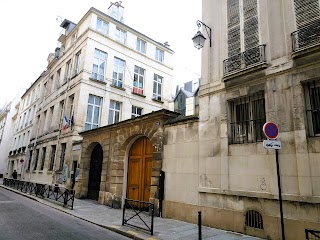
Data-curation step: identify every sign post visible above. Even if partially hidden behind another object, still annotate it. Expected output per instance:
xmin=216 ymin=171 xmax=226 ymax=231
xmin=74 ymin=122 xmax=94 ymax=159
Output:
xmin=263 ymin=122 xmax=285 ymax=240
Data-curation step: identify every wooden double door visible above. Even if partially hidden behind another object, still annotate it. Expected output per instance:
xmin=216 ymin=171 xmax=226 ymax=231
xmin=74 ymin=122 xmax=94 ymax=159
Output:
xmin=127 ymin=137 xmax=152 ymax=202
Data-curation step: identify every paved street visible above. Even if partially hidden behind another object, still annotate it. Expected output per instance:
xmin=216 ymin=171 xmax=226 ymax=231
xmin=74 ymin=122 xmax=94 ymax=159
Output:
xmin=0 ymin=187 xmax=130 ymax=240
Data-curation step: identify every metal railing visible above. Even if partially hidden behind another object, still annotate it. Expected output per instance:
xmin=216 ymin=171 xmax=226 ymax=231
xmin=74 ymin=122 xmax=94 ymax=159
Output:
xmin=122 ymin=198 xmax=154 ymax=235
xmin=223 ymin=44 xmax=266 ymax=75
xmin=292 ymin=19 xmax=320 ymax=52
xmin=306 ymin=229 xmax=320 ymax=240
xmin=3 ymin=178 xmax=75 ymax=209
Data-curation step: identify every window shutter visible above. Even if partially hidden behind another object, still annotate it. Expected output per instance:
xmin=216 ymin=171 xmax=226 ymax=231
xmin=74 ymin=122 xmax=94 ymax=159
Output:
xmin=294 ymin=0 xmax=320 ymax=28
xmin=227 ymin=0 xmax=241 ymax=57
xmin=243 ymin=0 xmax=259 ymax=50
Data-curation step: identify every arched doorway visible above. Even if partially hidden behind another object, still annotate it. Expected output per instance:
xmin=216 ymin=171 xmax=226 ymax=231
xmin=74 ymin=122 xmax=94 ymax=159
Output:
xmin=127 ymin=137 xmax=152 ymax=202
xmin=87 ymin=144 xmax=103 ymax=200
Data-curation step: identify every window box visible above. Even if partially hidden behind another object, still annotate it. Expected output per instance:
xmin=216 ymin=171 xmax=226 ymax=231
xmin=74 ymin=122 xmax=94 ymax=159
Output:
xmin=132 ymin=92 xmax=146 ymax=98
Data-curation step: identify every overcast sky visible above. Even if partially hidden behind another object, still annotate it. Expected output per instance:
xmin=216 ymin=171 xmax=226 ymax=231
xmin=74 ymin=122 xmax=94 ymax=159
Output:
xmin=0 ymin=0 xmax=201 ymax=108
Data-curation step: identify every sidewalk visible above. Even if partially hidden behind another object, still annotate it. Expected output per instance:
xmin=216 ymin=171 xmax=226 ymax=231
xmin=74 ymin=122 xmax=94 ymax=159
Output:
xmin=0 ymin=183 xmax=261 ymax=240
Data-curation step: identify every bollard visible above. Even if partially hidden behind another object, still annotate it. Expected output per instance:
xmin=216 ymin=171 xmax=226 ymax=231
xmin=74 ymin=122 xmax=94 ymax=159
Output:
xmin=198 ymin=211 xmax=202 ymax=240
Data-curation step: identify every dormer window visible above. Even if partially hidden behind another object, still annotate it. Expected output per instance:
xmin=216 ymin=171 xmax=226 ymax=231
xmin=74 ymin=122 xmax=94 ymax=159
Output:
xmin=96 ymin=18 xmax=109 ymax=35
xmin=116 ymin=28 xmax=127 ymax=44
xmin=136 ymin=38 xmax=146 ymax=54
xmin=155 ymin=48 xmax=164 ymax=62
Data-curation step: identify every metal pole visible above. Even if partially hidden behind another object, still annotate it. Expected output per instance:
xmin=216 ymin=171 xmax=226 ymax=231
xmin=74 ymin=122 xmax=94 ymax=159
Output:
xmin=198 ymin=211 xmax=202 ymax=240
xmin=275 ymin=149 xmax=285 ymax=240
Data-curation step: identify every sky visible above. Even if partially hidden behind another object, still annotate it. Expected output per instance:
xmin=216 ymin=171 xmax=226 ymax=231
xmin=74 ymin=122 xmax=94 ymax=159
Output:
xmin=0 ymin=0 xmax=202 ymax=108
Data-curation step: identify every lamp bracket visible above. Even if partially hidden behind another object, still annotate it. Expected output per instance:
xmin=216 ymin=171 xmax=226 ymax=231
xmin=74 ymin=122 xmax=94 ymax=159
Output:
xmin=196 ymin=20 xmax=212 ymax=47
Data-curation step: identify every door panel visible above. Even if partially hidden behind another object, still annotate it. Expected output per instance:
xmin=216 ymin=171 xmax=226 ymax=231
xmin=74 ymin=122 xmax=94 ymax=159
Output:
xmin=127 ymin=137 xmax=152 ymax=203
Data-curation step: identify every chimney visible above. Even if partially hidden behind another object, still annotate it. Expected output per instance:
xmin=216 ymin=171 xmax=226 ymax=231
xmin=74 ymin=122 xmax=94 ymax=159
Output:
xmin=108 ymin=1 xmax=124 ymax=23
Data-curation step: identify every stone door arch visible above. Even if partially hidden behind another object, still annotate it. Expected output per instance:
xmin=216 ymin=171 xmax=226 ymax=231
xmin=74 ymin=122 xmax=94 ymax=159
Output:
xmin=87 ymin=143 xmax=103 ymax=200
xmin=127 ymin=136 xmax=152 ymax=202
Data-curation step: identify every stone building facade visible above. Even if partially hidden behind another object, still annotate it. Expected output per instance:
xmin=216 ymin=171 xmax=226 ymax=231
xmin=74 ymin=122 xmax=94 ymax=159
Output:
xmin=162 ymin=0 xmax=320 ymax=239
xmin=78 ymin=110 xmax=180 ymax=211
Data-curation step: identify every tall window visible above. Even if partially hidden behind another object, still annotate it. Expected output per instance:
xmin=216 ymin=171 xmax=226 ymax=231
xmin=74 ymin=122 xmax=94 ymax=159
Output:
xmin=59 ymin=100 xmax=65 ymax=129
xmin=92 ymin=49 xmax=107 ymax=81
xmin=136 ymin=38 xmax=146 ymax=53
xmin=155 ymin=48 xmax=164 ymax=62
xmin=59 ymin=143 xmax=66 ymax=171
xmin=305 ymin=80 xmax=320 ymax=137
xmin=49 ymin=145 xmax=56 ymax=171
xmin=85 ymin=95 xmax=102 ymax=130
xmin=96 ymin=18 xmax=109 ymax=35
xmin=153 ymin=74 xmax=163 ymax=101
xmin=294 ymin=0 xmax=320 ymax=29
xmin=132 ymin=106 xmax=142 ymax=118
xmin=74 ymin=51 xmax=81 ymax=76
xmin=108 ymin=100 xmax=121 ymax=124
xmin=116 ymin=28 xmax=127 ymax=44
xmin=27 ymin=150 xmax=33 ymax=171
xmin=33 ymin=149 xmax=40 ymax=170
xmin=40 ymin=147 xmax=46 ymax=170
xmin=64 ymin=60 xmax=71 ymax=82
xmin=133 ymin=66 xmax=145 ymax=95
xmin=68 ymin=95 xmax=74 ymax=125
xmin=56 ymin=68 xmax=61 ymax=89
xmin=229 ymin=92 xmax=266 ymax=144
xmin=227 ymin=0 xmax=259 ymax=57
xmin=112 ymin=58 xmax=125 ymax=88
xmin=47 ymin=106 xmax=54 ymax=131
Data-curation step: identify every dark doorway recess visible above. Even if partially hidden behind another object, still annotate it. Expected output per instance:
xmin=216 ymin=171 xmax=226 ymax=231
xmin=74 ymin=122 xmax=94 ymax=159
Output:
xmin=87 ymin=144 xmax=103 ymax=200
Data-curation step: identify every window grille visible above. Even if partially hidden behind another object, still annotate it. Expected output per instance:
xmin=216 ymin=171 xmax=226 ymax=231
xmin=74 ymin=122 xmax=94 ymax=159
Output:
xmin=245 ymin=210 xmax=264 ymax=229
xmin=305 ymin=80 xmax=320 ymax=137
xmin=229 ymin=92 xmax=266 ymax=144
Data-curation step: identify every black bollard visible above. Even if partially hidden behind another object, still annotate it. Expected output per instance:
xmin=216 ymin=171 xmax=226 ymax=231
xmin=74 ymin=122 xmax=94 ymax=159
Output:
xmin=198 ymin=211 xmax=202 ymax=240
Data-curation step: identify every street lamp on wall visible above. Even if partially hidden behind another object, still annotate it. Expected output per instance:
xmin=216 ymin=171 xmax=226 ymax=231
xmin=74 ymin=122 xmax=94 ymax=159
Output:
xmin=192 ymin=20 xmax=212 ymax=49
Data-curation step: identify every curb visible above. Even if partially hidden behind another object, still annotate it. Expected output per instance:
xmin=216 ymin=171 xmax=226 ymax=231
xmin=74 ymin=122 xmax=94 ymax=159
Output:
xmin=0 ymin=184 xmax=151 ymax=240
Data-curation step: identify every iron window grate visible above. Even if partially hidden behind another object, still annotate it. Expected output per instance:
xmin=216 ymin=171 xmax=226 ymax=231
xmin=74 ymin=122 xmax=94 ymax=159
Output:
xmin=245 ymin=210 xmax=264 ymax=230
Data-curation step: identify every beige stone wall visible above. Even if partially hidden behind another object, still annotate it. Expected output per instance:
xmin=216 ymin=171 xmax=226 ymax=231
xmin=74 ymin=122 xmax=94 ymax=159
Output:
xmin=163 ymin=119 xmax=199 ymax=205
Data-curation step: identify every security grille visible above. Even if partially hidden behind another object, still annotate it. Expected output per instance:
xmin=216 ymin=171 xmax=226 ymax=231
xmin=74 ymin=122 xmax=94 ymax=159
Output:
xmin=305 ymin=80 xmax=320 ymax=137
xmin=245 ymin=210 xmax=264 ymax=230
xmin=294 ymin=0 xmax=320 ymax=28
xmin=229 ymin=92 xmax=266 ymax=144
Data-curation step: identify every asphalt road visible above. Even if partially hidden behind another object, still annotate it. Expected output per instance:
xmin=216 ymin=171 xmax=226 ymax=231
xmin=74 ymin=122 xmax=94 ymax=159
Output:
xmin=0 ymin=187 xmax=130 ymax=240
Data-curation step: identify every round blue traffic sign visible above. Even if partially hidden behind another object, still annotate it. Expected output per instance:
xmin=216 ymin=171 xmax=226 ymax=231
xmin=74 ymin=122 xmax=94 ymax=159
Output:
xmin=263 ymin=122 xmax=279 ymax=140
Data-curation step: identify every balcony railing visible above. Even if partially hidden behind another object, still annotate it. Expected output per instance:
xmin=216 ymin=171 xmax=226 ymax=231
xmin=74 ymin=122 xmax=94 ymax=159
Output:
xmin=292 ymin=19 xmax=320 ymax=52
xmin=223 ymin=44 xmax=266 ymax=75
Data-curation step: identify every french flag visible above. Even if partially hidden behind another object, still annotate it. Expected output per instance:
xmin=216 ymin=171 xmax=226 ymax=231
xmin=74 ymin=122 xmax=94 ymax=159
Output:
xmin=62 ymin=115 xmax=68 ymax=130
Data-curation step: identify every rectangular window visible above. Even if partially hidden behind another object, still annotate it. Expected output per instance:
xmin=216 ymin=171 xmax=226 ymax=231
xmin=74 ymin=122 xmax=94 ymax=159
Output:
xmin=136 ymin=38 xmax=146 ymax=53
xmin=85 ymin=94 xmax=102 ymax=131
xmin=133 ymin=66 xmax=145 ymax=95
xmin=92 ymin=49 xmax=107 ymax=81
xmin=305 ymin=80 xmax=320 ymax=137
xmin=229 ymin=92 xmax=266 ymax=144
xmin=74 ymin=51 xmax=81 ymax=76
xmin=68 ymin=95 xmax=74 ymax=125
xmin=47 ymin=106 xmax=54 ymax=131
xmin=27 ymin=150 xmax=33 ymax=171
xmin=116 ymin=28 xmax=127 ymax=44
xmin=155 ymin=48 xmax=164 ymax=62
xmin=34 ymin=149 xmax=40 ymax=170
xmin=153 ymin=74 xmax=163 ymax=101
xmin=227 ymin=0 xmax=259 ymax=57
xmin=96 ymin=18 xmax=109 ymax=35
xmin=40 ymin=147 xmax=46 ymax=170
xmin=49 ymin=145 xmax=56 ymax=171
xmin=112 ymin=58 xmax=125 ymax=88
xmin=59 ymin=143 xmax=66 ymax=171
xmin=132 ymin=106 xmax=142 ymax=118
xmin=108 ymin=100 xmax=121 ymax=124
xmin=56 ymin=69 xmax=61 ymax=89
xmin=64 ymin=60 xmax=71 ymax=82
xmin=59 ymin=100 xmax=65 ymax=129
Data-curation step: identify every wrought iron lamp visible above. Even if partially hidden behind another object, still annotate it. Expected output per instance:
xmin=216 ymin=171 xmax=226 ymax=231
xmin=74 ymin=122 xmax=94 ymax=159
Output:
xmin=192 ymin=20 xmax=212 ymax=49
